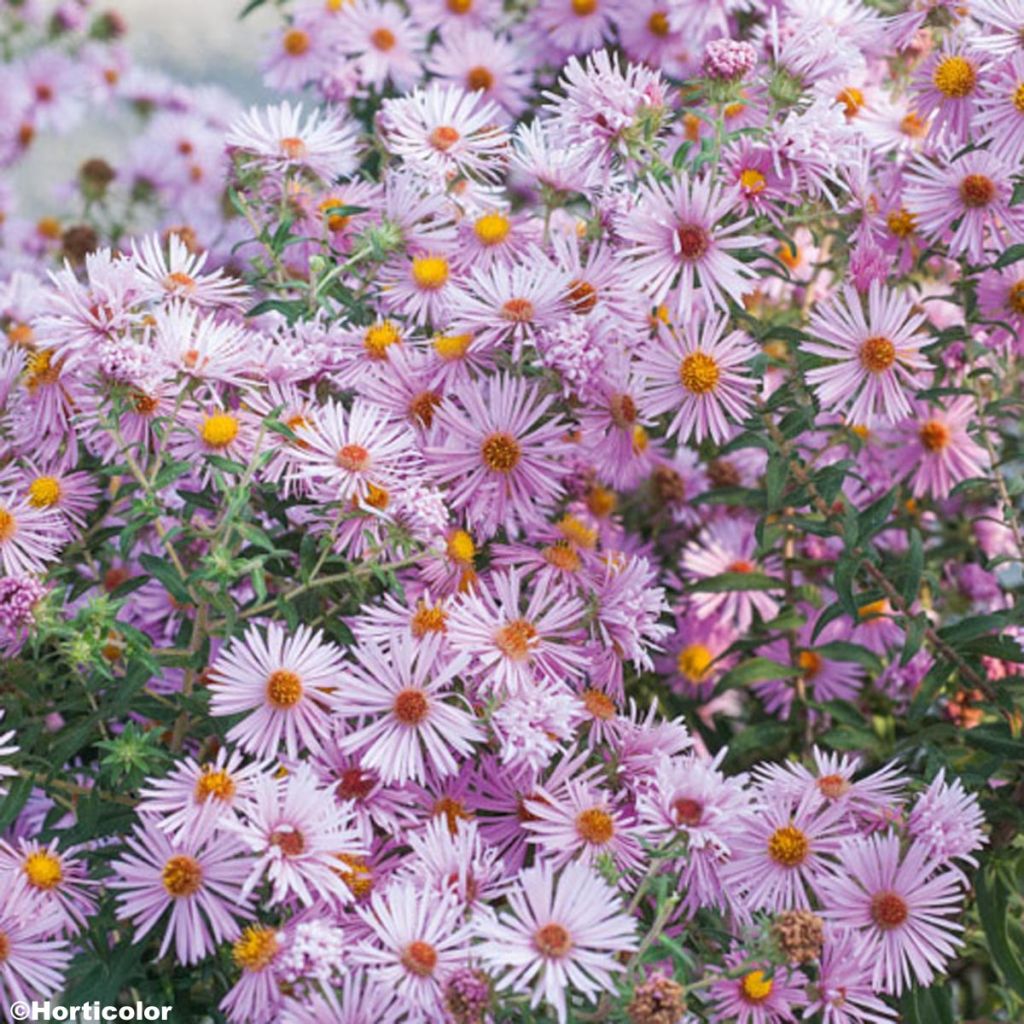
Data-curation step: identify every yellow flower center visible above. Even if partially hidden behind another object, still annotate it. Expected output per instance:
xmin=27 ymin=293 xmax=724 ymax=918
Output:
xmin=767 ymin=825 xmax=810 ymax=867
xmin=266 ymin=668 xmax=303 ymax=708
xmin=679 ymin=351 xmax=720 ymax=394
xmin=677 ymin=643 xmax=713 ymax=683
xmin=798 ymin=650 xmax=823 ymax=679
xmin=836 ymin=86 xmax=864 ymax=118
xmin=194 ymin=768 xmax=236 ymax=803
xmin=741 ymin=971 xmax=774 ymax=1004
xmin=335 ymin=852 xmax=374 ymax=896
xmin=542 ymin=541 xmax=582 ymax=573
xmin=411 ymin=600 xmax=447 ymax=637
xmin=572 ymin=0 xmax=598 ymax=14
xmin=886 ymin=208 xmax=917 ymax=238
xmin=558 ymin=514 xmax=598 ymax=548
xmin=481 ymin=432 xmax=521 ymax=472
xmin=932 ymin=55 xmax=976 ymax=98
xmin=447 ymin=0 xmax=473 ymax=11
xmin=474 ymin=212 xmax=511 ymax=246
xmin=434 ymin=332 xmax=472 ymax=360
xmin=1014 ymin=82 xmax=1024 ymax=114
xmin=582 ymin=689 xmax=616 ymax=720
xmin=24 ymin=850 xmax=63 ymax=890
xmin=364 ymin=321 xmax=401 ymax=358
xmin=161 ymin=854 xmax=203 ymax=898
xmin=740 ymin=168 xmax=766 ymax=193
xmin=859 ymin=335 xmax=896 ymax=373
xmin=411 ymin=255 xmax=449 ymax=290
xmin=447 ymin=529 xmax=476 ymax=565
xmin=233 ymin=926 xmax=280 ymax=972
xmin=575 ymin=807 xmax=614 ymax=844
xmin=200 ymin=413 xmax=240 ymax=449
xmin=919 ymin=419 xmax=951 ymax=451
xmin=28 ymin=476 xmax=61 ymax=507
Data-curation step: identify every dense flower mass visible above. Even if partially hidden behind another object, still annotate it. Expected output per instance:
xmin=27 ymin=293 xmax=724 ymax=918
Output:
xmin=0 ymin=0 xmax=1021 ymax=1022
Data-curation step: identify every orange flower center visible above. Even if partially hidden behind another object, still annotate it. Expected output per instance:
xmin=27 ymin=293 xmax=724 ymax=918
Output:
xmin=283 ymin=28 xmax=310 ymax=56
xmin=335 ymin=443 xmax=370 ymax=472
xmin=162 ymin=854 xmax=203 ymax=897
xmin=501 ymin=297 xmax=534 ymax=323
xmin=467 ymin=66 xmax=494 ymax=92
xmin=430 ymin=125 xmax=461 ymax=152
xmin=481 ymin=432 xmax=521 ymax=472
xmin=233 ymin=926 xmax=279 ymax=972
xmin=919 ymin=419 xmax=951 ymax=451
xmin=648 ymin=10 xmax=670 ymax=36
xmin=393 ymin=688 xmax=429 ymax=725
xmin=411 ymin=601 xmax=447 ymax=637
xmin=932 ymin=55 xmax=976 ymax=98
xmin=371 ymin=27 xmax=396 ymax=51
xmin=194 ymin=768 xmax=236 ymax=803
xmin=575 ymin=807 xmax=614 ymax=845
xmin=870 ymin=890 xmax=909 ymax=929
xmin=567 ymin=278 xmax=598 ymax=314
xmin=402 ymin=940 xmax=439 ymax=976
xmin=534 ymin=922 xmax=573 ymax=957
xmin=582 ymin=689 xmax=616 ymax=720
xmin=859 ymin=335 xmax=896 ymax=373
xmin=817 ymin=773 xmax=851 ymax=800
xmin=959 ymin=173 xmax=996 ymax=208
xmin=679 ymin=351 xmax=720 ymax=394
xmin=798 ymin=650 xmax=823 ymax=679
xmin=0 ymin=507 xmax=19 ymax=542
xmin=495 ymin=618 xmax=537 ymax=660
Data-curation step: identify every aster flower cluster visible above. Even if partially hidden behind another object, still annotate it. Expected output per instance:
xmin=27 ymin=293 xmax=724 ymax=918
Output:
xmin=0 ymin=0 xmax=1022 ymax=1021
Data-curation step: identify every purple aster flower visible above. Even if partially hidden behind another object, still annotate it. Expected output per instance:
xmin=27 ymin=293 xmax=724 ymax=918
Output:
xmin=619 ymin=173 xmax=758 ymax=316
xmin=809 ymin=928 xmax=898 ymax=1024
xmin=0 ymin=574 xmax=46 ymax=655
xmin=708 ymin=950 xmax=807 ymax=1024
xmin=703 ymin=38 xmax=758 ymax=80
xmin=804 ymin=282 xmax=930 ymax=426
xmin=907 ymin=769 xmax=987 ymax=872
xmin=821 ymin=832 xmax=965 ymax=995
xmin=0 ymin=872 xmax=72 ymax=1006
xmin=110 ymin=817 xmax=254 ymax=965
xmin=475 ymin=859 xmax=637 ymax=1024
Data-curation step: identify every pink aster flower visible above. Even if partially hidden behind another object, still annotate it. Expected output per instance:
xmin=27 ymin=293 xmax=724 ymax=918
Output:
xmin=334 ymin=633 xmax=483 ymax=785
xmin=723 ymin=791 xmax=847 ymax=911
xmin=290 ymin=397 xmax=419 ymax=504
xmin=226 ymin=101 xmax=359 ymax=180
xmin=447 ymin=568 xmax=586 ymax=694
xmin=533 ymin=0 xmax=619 ymax=54
xmin=804 ymin=282 xmax=931 ymax=426
xmin=110 ymin=818 xmax=253 ymax=965
xmin=280 ymin=972 xmax=403 ymax=1024
xmin=380 ymin=82 xmax=508 ymax=182
xmin=228 ymin=766 xmax=365 ymax=908
xmin=133 ymin=233 xmax=249 ymax=309
xmin=137 ymin=747 xmax=263 ymax=845
xmin=637 ymin=313 xmax=758 ymax=444
xmin=0 ymin=872 xmax=72 ymax=1007
xmin=976 ymin=52 xmax=1024 ymax=164
xmin=809 ymin=928 xmax=899 ymax=1024
xmin=888 ymin=397 xmax=989 ymax=499
xmin=903 ymin=147 xmax=1024 ymax=263
xmin=426 ymin=374 xmax=571 ymax=538
xmin=338 ymin=0 xmax=427 ymax=93
xmin=821 ymin=832 xmax=965 ymax=995
xmin=475 ymin=859 xmax=638 ymax=1024
xmin=152 ymin=301 xmax=251 ymax=384
xmin=906 ymin=768 xmax=986 ymax=872
xmin=522 ymin=777 xmax=646 ymax=873
xmin=977 ymin=264 xmax=1024 ymax=338
xmin=619 ymin=173 xmax=758 ymax=316
xmin=911 ymin=37 xmax=986 ymax=144
xmin=0 ymin=837 xmax=96 ymax=937
xmin=352 ymin=882 xmax=471 ymax=1023
xmin=263 ymin=18 xmax=335 ymax=93
xmin=208 ymin=622 xmax=346 ymax=760
xmin=0 ymin=493 xmax=62 ymax=575
xmin=681 ymin=518 xmax=781 ymax=632
xmin=708 ymin=951 xmax=807 ymax=1024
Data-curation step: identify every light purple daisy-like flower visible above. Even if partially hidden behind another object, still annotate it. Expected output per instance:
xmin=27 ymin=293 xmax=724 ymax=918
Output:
xmin=911 ymin=37 xmax=986 ymax=144
xmin=132 ymin=233 xmax=249 ymax=310
xmin=681 ymin=517 xmax=782 ymax=632
xmin=226 ymin=101 xmax=359 ymax=180
xmin=724 ymin=790 xmax=848 ymax=911
xmin=0 ymin=872 xmax=72 ymax=1007
xmin=447 ymin=567 xmax=586 ymax=694
xmin=227 ymin=765 xmax=365 ymax=908
xmin=334 ymin=633 xmax=483 ymax=784
xmin=637 ymin=312 xmax=758 ymax=444
xmin=907 ymin=768 xmax=987 ymax=872
xmin=279 ymin=970 xmax=404 ymax=1024
xmin=0 ymin=493 xmax=62 ymax=576
xmin=0 ymin=836 xmax=96 ymax=936
xmin=903 ymin=147 xmax=1024 ymax=264
xmin=380 ymin=82 xmax=508 ymax=182
xmin=0 ymin=574 xmax=46 ymax=656
xmin=708 ymin=950 xmax=807 ymax=1024
xmin=976 ymin=51 xmax=1024 ymax=164
xmin=352 ymin=881 xmax=471 ymax=1023
xmin=291 ymin=397 xmax=420 ymax=504
xmin=619 ymin=172 xmax=758 ymax=316
xmin=110 ymin=818 xmax=254 ymax=965
xmin=137 ymin=746 xmax=264 ymax=845
xmin=804 ymin=282 xmax=930 ymax=426
xmin=426 ymin=373 xmax=571 ymax=537
xmin=888 ymin=397 xmax=989 ymax=499
xmin=810 ymin=928 xmax=899 ymax=1024
xmin=821 ymin=832 xmax=965 ymax=995
xmin=208 ymin=622 xmax=347 ymax=760
xmin=475 ymin=859 xmax=637 ymax=1024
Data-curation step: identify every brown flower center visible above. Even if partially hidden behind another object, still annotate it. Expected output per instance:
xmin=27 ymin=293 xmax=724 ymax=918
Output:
xmin=162 ymin=854 xmax=203 ymax=897
xmin=393 ymin=688 xmax=429 ymax=725
xmin=676 ymin=223 xmax=710 ymax=261
xmin=871 ymin=890 xmax=909 ymax=929
xmin=767 ymin=825 xmax=809 ymax=867
xmin=266 ymin=669 xmax=303 ymax=708
xmin=402 ymin=940 xmax=439 ymax=976
xmin=919 ymin=419 xmax=951 ymax=451
xmin=959 ymin=173 xmax=996 ymax=208
xmin=534 ymin=922 xmax=573 ymax=957
xmin=672 ymin=797 xmax=703 ymax=827
xmin=859 ymin=335 xmax=896 ymax=373
xmin=481 ymin=432 xmax=521 ymax=472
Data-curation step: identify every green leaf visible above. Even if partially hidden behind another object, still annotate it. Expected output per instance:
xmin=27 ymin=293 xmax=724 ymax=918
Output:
xmin=994 ymin=243 xmax=1024 ymax=269
xmin=765 ymin=454 xmax=787 ymax=511
xmin=688 ymin=572 xmax=785 ymax=593
xmin=857 ymin=488 xmax=896 ymax=541
xmin=719 ymin=657 xmax=801 ymax=688
xmin=975 ymin=867 xmax=1024 ymax=998
xmin=815 ymin=640 xmax=883 ymax=673
xmin=937 ymin=612 xmax=1009 ymax=646
xmin=833 ymin=557 xmax=858 ymax=619
xmin=900 ymin=612 xmax=928 ymax=666
xmin=899 ymin=984 xmax=954 ymax=1024
xmin=138 ymin=553 xmax=192 ymax=605
xmin=902 ymin=528 xmax=923 ymax=606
